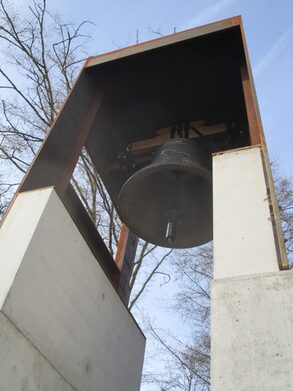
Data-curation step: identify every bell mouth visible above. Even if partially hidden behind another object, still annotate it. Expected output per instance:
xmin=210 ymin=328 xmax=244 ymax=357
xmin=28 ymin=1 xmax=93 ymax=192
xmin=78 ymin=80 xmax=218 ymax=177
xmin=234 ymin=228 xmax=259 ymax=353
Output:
xmin=118 ymin=163 xmax=212 ymax=248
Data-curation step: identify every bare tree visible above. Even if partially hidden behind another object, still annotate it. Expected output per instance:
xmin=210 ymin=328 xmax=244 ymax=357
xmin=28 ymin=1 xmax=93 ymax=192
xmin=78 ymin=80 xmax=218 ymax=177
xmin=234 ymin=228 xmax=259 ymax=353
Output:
xmin=273 ymin=164 xmax=293 ymax=264
xmin=0 ymin=0 xmax=172 ymax=307
xmin=0 ymin=0 xmax=90 ymax=172
xmin=142 ymin=245 xmax=212 ymax=390
xmin=146 ymin=320 xmax=210 ymax=390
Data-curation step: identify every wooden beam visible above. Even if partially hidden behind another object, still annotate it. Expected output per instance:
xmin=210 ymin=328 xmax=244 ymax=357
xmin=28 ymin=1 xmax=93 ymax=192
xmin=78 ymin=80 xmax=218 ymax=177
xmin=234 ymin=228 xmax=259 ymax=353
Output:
xmin=19 ymin=68 xmax=103 ymax=195
xmin=240 ymin=64 xmax=261 ymax=145
xmin=86 ymin=16 xmax=242 ymax=68
xmin=61 ymin=184 xmax=121 ymax=287
xmin=131 ymin=123 xmax=227 ymax=155
xmin=115 ymin=224 xmax=138 ymax=304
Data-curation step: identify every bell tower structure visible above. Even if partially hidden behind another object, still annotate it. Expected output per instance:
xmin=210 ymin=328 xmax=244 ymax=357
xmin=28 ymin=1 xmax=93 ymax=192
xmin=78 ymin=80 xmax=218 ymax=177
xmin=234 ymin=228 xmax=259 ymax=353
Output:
xmin=0 ymin=16 xmax=291 ymax=390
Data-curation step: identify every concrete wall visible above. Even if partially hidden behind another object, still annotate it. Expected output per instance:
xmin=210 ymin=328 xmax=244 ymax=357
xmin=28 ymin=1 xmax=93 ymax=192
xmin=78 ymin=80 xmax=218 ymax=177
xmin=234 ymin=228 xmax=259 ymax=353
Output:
xmin=211 ymin=146 xmax=290 ymax=390
xmin=0 ymin=187 xmax=145 ymax=391
xmin=0 ymin=312 xmax=74 ymax=391
xmin=211 ymin=271 xmax=293 ymax=391
xmin=0 ymin=188 xmax=52 ymax=308
xmin=213 ymin=146 xmax=279 ymax=279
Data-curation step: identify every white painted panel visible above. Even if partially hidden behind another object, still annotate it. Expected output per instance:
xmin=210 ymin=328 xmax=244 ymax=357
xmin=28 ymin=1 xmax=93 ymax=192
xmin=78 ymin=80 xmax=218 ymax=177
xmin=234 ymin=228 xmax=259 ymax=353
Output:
xmin=211 ymin=271 xmax=293 ymax=391
xmin=0 ymin=188 xmax=53 ymax=308
xmin=1 ymin=188 xmax=145 ymax=391
xmin=213 ymin=147 xmax=279 ymax=278
xmin=0 ymin=312 xmax=74 ymax=391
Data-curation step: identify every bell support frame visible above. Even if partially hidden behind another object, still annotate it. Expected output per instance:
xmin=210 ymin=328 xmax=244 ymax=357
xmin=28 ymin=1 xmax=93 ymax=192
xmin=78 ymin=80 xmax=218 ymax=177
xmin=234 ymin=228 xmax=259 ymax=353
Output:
xmin=1 ymin=16 xmax=287 ymax=302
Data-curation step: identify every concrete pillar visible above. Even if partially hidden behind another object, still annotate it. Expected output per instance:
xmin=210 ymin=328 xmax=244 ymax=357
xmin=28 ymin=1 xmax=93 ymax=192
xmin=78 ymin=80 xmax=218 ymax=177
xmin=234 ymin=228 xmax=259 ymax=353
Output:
xmin=0 ymin=187 xmax=145 ymax=391
xmin=211 ymin=146 xmax=293 ymax=390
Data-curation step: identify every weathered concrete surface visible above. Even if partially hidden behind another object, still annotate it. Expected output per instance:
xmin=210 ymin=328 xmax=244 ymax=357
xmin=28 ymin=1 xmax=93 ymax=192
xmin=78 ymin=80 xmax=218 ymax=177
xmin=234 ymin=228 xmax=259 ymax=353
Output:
xmin=211 ymin=271 xmax=293 ymax=391
xmin=0 ymin=188 xmax=52 ymax=308
xmin=0 ymin=188 xmax=145 ymax=391
xmin=0 ymin=312 xmax=74 ymax=391
xmin=213 ymin=147 xmax=279 ymax=279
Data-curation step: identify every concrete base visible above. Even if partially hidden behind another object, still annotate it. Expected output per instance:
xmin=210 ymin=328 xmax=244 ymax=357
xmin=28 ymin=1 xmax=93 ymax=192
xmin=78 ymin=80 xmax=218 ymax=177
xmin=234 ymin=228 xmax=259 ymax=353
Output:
xmin=211 ymin=271 xmax=293 ymax=391
xmin=0 ymin=312 xmax=74 ymax=391
xmin=0 ymin=188 xmax=145 ymax=391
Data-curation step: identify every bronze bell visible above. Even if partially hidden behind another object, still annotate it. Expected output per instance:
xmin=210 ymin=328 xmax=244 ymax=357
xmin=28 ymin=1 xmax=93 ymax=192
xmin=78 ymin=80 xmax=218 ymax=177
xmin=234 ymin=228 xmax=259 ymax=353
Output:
xmin=118 ymin=138 xmax=212 ymax=248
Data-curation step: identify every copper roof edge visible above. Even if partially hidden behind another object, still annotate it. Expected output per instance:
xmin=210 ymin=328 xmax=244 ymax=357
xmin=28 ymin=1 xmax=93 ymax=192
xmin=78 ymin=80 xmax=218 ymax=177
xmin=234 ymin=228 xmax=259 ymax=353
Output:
xmin=85 ymin=15 xmax=243 ymax=68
